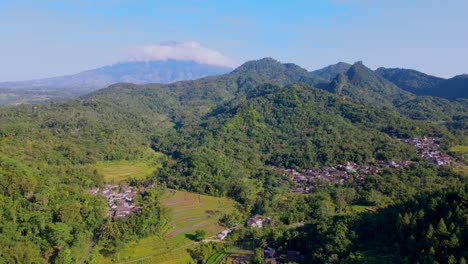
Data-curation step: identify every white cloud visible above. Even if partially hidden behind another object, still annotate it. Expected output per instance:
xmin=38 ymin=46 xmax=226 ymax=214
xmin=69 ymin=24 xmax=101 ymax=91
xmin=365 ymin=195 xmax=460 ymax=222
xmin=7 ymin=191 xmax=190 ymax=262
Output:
xmin=125 ymin=41 xmax=235 ymax=67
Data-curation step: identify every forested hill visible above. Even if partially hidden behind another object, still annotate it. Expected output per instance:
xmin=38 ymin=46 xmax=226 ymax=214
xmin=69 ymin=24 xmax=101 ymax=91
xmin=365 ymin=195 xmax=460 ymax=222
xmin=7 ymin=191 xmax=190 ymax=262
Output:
xmin=376 ymin=67 xmax=468 ymax=100
xmin=152 ymin=83 xmax=453 ymax=200
xmin=310 ymin=62 xmax=351 ymax=82
xmin=85 ymin=58 xmax=324 ymax=124
xmin=375 ymin=67 xmax=445 ymax=95
xmin=429 ymin=74 xmax=468 ymax=100
xmin=326 ymin=62 xmax=416 ymax=107
xmin=0 ymin=57 xmax=466 ymax=263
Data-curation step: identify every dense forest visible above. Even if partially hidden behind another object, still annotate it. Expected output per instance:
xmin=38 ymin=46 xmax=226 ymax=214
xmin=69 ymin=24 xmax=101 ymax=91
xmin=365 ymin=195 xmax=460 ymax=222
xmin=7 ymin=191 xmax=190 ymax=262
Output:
xmin=0 ymin=58 xmax=466 ymax=263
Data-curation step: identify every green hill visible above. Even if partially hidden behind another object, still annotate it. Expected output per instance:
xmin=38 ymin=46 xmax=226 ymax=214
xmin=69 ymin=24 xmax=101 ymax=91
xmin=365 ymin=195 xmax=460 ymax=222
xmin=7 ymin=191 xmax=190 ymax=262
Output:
xmin=152 ymin=83 xmax=450 ymax=202
xmin=0 ymin=57 xmax=465 ymax=263
xmin=310 ymin=62 xmax=351 ymax=82
xmin=429 ymin=74 xmax=468 ymax=100
xmin=375 ymin=67 xmax=445 ymax=95
xmin=327 ymin=62 xmax=416 ymax=107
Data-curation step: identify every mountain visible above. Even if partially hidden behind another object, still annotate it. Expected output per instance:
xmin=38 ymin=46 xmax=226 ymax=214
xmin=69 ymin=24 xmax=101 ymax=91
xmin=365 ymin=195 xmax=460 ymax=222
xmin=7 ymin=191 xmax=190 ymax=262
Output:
xmin=375 ymin=67 xmax=445 ymax=94
xmin=87 ymin=58 xmax=323 ymax=123
xmin=0 ymin=60 xmax=232 ymax=105
xmin=0 ymin=60 xmax=233 ymax=89
xmin=230 ymin=57 xmax=319 ymax=85
xmin=0 ymin=57 xmax=465 ymax=263
xmin=310 ymin=62 xmax=351 ymax=82
xmin=326 ymin=61 xmax=415 ymax=107
xmin=428 ymin=74 xmax=468 ymax=100
xmin=376 ymin=67 xmax=467 ymax=100
xmin=153 ymin=82 xmax=430 ymax=196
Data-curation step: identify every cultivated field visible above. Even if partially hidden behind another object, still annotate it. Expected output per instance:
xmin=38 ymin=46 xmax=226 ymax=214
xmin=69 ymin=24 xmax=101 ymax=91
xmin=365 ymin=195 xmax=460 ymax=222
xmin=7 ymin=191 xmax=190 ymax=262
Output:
xmin=449 ymin=145 xmax=468 ymax=153
xmin=96 ymin=190 xmax=240 ymax=264
xmin=95 ymin=160 xmax=162 ymax=182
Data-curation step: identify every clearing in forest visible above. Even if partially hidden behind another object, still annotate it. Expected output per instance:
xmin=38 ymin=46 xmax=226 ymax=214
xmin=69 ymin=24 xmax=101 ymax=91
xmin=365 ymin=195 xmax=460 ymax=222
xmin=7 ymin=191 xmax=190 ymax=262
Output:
xmin=96 ymin=190 xmax=240 ymax=264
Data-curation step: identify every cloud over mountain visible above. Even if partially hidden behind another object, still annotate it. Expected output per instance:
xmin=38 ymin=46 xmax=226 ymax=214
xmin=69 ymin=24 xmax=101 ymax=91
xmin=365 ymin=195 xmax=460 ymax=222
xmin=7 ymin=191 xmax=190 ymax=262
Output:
xmin=126 ymin=41 xmax=235 ymax=67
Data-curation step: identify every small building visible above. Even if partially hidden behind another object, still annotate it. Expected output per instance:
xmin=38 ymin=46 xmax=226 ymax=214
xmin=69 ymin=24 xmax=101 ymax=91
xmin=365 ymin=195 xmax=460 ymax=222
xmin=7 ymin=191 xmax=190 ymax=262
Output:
xmin=246 ymin=215 xmax=264 ymax=228
xmin=216 ymin=229 xmax=231 ymax=240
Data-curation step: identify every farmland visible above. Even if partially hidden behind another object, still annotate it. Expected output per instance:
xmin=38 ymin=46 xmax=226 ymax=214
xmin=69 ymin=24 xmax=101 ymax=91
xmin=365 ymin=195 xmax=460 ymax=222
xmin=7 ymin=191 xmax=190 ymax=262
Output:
xmin=95 ymin=160 xmax=162 ymax=182
xmin=95 ymin=190 xmax=240 ymax=263
xmin=449 ymin=145 xmax=468 ymax=153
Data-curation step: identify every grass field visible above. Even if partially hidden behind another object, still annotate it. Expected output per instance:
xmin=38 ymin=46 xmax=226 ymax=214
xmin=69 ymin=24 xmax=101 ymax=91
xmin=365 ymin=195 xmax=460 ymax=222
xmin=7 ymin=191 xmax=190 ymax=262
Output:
xmin=95 ymin=160 xmax=162 ymax=182
xmin=454 ymin=165 xmax=468 ymax=176
xmin=449 ymin=145 xmax=468 ymax=153
xmin=96 ymin=190 xmax=240 ymax=264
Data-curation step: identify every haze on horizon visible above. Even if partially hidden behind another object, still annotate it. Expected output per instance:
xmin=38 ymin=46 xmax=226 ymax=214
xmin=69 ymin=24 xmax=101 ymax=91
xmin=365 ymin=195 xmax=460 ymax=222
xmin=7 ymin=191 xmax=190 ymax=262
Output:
xmin=0 ymin=0 xmax=467 ymax=81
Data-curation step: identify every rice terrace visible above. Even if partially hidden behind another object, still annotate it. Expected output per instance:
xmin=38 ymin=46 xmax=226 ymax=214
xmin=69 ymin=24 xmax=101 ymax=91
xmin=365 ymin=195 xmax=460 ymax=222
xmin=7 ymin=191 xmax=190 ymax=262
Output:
xmin=94 ymin=190 xmax=241 ymax=263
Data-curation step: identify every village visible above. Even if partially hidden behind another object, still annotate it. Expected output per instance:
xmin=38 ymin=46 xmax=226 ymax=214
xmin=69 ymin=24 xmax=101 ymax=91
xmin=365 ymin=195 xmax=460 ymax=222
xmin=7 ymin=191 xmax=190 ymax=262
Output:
xmin=87 ymin=184 xmax=141 ymax=219
xmin=399 ymin=136 xmax=451 ymax=166
xmin=282 ymin=137 xmax=452 ymax=193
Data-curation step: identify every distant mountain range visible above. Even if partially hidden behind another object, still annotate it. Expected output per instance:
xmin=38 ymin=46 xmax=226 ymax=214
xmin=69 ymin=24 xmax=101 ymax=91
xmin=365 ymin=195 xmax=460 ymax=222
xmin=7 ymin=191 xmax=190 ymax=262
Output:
xmin=0 ymin=60 xmax=233 ymax=104
xmin=0 ymin=58 xmax=466 ymax=105
xmin=0 ymin=60 xmax=233 ymax=89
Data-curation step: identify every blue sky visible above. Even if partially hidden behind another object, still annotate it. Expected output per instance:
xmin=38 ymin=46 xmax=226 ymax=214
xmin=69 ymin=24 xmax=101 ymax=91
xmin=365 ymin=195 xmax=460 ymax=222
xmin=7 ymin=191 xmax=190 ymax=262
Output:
xmin=0 ymin=0 xmax=467 ymax=81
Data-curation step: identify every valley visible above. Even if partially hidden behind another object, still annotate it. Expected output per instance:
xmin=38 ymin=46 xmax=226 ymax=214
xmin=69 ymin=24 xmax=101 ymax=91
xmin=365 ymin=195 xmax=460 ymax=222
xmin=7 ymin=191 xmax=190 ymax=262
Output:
xmin=0 ymin=58 xmax=466 ymax=264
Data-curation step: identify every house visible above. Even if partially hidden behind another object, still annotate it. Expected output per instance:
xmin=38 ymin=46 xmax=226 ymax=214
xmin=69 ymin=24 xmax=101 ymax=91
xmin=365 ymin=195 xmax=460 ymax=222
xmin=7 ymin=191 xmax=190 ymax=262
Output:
xmin=246 ymin=215 xmax=264 ymax=228
xmin=216 ymin=229 xmax=231 ymax=240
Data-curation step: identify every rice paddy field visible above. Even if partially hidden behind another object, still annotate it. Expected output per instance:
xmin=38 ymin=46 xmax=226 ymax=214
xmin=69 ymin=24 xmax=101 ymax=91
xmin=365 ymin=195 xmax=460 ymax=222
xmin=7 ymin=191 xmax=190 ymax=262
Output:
xmin=95 ymin=160 xmax=162 ymax=182
xmin=449 ymin=145 xmax=468 ymax=153
xmin=95 ymin=190 xmax=240 ymax=264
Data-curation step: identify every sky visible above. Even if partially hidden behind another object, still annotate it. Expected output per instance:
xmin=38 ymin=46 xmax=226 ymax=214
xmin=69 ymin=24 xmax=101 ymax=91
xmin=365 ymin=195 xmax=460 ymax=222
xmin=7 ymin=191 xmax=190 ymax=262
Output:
xmin=0 ymin=0 xmax=467 ymax=81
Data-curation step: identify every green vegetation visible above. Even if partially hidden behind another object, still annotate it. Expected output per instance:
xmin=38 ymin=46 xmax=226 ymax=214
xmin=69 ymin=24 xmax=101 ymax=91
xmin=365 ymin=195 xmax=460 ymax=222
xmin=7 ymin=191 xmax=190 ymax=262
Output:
xmin=327 ymin=62 xmax=416 ymax=108
xmin=0 ymin=58 xmax=466 ymax=263
xmin=96 ymin=152 xmax=165 ymax=182
xmin=194 ymin=229 xmax=207 ymax=241
xmin=375 ymin=67 xmax=445 ymax=95
xmin=449 ymin=145 xmax=468 ymax=153
xmin=429 ymin=74 xmax=468 ymax=100
xmin=95 ymin=190 xmax=240 ymax=263
xmin=153 ymin=83 xmax=455 ymax=208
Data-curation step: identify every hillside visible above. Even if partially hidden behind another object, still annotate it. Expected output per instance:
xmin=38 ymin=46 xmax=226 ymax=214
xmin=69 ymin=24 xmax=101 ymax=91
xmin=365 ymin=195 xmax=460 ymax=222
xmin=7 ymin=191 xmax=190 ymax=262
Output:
xmin=376 ymin=68 xmax=467 ymax=100
xmin=375 ymin=67 xmax=445 ymax=94
xmin=0 ymin=57 xmax=465 ymax=263
xmin=327 ymin=62 xmax=416 ymax=107
xmin=86 ymin=58 xmax=323 ymax=124
xmin=428 ymin=74 xmax=468 ymax=100
xmin=310 ymin=62 xmax=351 ymax=82
xmin=152 ymin=83 xmax=451 ymax=201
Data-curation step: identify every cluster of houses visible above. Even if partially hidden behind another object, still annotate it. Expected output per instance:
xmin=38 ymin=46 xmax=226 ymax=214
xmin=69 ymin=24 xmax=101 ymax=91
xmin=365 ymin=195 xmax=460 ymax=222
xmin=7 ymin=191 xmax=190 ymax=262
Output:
xmin=400 ymin=137 xmax=451 ymax=166
xmin=280 ymin=162 xmax=376 ymax=193
xmin=87 ymin=184 xmax=140 ymax=219
xmin=214 ymin=215 xmax=268 ymax=241
xmin=281 ymin=137 xmax=453 ymax=193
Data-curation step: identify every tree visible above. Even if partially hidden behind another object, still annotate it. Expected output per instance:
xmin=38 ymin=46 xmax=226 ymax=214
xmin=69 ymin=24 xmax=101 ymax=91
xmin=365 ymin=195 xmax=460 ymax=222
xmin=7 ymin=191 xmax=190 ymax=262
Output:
xmin=55 ymin=247 xmax=74 ymax=264
xmin=194 ymin=229 xmax=207 ymax=241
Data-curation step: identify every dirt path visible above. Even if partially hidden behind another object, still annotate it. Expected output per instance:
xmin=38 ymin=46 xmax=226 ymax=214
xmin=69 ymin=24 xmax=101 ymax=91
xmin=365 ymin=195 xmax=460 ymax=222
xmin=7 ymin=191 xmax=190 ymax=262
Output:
xmin=78 ymin=227 xmax=102 ymax=264
xmin=165 ymin=221 xmax=209 ymax=237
